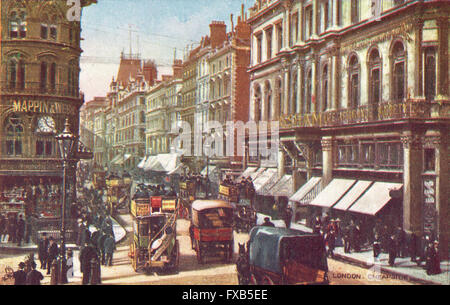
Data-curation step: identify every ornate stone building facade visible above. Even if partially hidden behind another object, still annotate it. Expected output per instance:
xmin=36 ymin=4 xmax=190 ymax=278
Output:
xmin=0 ymin=0 xmax=95 ymax=213
xmin=247 ymin=0 xmax=449 ymax=254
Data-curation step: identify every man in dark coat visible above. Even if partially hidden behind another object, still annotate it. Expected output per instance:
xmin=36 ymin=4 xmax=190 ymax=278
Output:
xmin=38 ymin=233 xmax=49 ymax=269
xmin=426 ymin=241 xmax=441 ymax=275
xmin=26 ymin=262 xmax=43 ymax=285
xmin=283 ymin=206 xmax=293 ymax=229
xmin=8 ymin=215 xmax=17 ymax=243
xmin=261 ymin=217 xmax=275 ymax=227
xmin=97 ymin=232 xmax=107 ymax=265
xmin=103 ymin=234 xmax=115 ymax=266
xmin=388 ymin=235 xmax=397 ymax=266
xmin=0 ymin=214 xmax=6 ymax=242
xmin=325 ymin=229 xmax=336 ymax=257
xmin=13 ymin=262 xmax=27 ymax=285
xmin=16 ymin=214 xmax=25 ymax=246
xmin=373 ymin=234 xmax=381 ymax=259
xmin=47 ymin=237 xmax=59 ymax=275
xmin=409 ymin=233 xmax=418 ymax=262
xmin=79 ymin=240 xmax=99 ymax=285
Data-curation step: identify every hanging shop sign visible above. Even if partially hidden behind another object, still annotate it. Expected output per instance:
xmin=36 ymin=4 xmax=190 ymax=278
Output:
xmin=423 ymin=178 xmax=437 ymax=235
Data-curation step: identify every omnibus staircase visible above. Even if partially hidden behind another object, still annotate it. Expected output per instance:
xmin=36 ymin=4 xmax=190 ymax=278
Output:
xmin=149 ymin=205 xmax=179 ymax=262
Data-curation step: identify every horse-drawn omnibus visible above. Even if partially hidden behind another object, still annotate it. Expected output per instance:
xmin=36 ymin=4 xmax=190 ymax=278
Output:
xmin=237 ymin=226 xmax=329 ymax=285
xmin=106 ymin=174 xmax=131 ymax=215
xmin=129 ymin=191 xmax=179 ymax=273
xmin=178 ymin=178 xmax=208 ymax=219
xmin=190 ymin=200 xmax=234 ymax=264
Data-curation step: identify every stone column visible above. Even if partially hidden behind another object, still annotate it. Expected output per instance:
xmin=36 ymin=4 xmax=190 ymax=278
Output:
xmin=436 ymin=17 xmax=449 ymax=98
xmin=278 ymin=146 xmax=286 ymax=179
xmin=414 ymin=19 xmax=424 ymax=97
xmin=331 ymin=50 xmax=340 ymax=110
xmin=283 ymin=63 xmax=290 ymax=115
xmin=321 ymin=137 xmax=334 ymax=186
xmin=401 ymin=133 xmax=423 ymax=236
xmin=311 ymin=55 xmax=318 ymax=113
xmin=425 ymin=131 xmax=449 ymax=256
xmin=298 ymin=61 xmax=304 ymax=114
xmin=332 ymin=0 xmax=339 ymax=29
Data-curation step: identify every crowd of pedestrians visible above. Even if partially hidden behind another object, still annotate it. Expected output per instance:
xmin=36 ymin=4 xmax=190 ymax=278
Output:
xmin=311 ymin=214 xmax=442 ymax=275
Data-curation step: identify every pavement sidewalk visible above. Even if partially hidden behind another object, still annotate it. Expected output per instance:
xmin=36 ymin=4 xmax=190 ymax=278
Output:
xmin=257 ymin=213 xmax=449 ymax=285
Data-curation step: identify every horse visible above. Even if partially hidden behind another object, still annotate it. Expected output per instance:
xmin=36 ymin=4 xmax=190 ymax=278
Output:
xmin=236 ymin=243 xmax=251 ymax=285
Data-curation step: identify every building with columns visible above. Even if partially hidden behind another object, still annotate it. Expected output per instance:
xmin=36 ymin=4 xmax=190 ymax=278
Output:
xmin=246 ymin=0 xmax=449 ymax=255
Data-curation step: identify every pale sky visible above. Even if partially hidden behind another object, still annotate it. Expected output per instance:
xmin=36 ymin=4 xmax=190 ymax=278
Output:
xmin=80 ymin=0 xmax=254 ymax=102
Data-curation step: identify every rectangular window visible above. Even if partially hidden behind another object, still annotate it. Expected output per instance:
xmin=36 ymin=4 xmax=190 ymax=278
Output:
xmin=45 ymin=141 xmax=52 ymax=156
xmin=36 ymin=141 xmax=44 ymax=156
xmin=277 ymin=24 xmax=283 ymax=52
xmin=266 ymin=28 xmax=272 ymax=59
xmin=41 ymin=24 xmax=48 ymax=39
xmin=324 ymin=1 xmax=330 ymax=30
xmin=256 ymin=34 xmax=262 ymax=63
xmin=50 ymin=26 xmax=57 ymax=40
xmin=351 ymin=0 xmax=359 ymax=24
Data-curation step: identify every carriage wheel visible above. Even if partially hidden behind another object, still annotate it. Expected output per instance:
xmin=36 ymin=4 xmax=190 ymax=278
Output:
xmin=261 ymin=275 xmax=274 ymax=285
xmin=131 ymin=244 xmax=138 ymax=272
xmin=249 ymin=274 xmax=258 ymax=285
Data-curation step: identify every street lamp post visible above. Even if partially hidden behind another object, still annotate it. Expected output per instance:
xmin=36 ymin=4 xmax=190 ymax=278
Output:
xmin=55 ymin=118 xmax=77 ymax=284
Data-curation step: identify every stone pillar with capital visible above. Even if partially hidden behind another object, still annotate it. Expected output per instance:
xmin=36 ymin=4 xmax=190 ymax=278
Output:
xmin=282 ymin=61 xmax=290 ymax=115
xmin=424 ymin=131 xmax=449 ymax=257
xmin=321 ymin=137 xmax=334 ymax=187
xmin=401 ymin=133 xmax=423 ymax=237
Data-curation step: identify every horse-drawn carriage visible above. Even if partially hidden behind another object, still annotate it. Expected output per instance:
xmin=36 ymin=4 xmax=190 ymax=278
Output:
xmin=128 ymin=190 xmax=179 ymax=273
xmin=190 ymin=200 xmax=234 ymax=264
xmin=106 ymin=174 xmax=131 ymax=215
xmin=237 ymin=226 xmax=329 ymax=285
xmin=178 ymin=178 xmax=209 ymax=219
xmin=218 ymin=183 xmax=256 ymax=233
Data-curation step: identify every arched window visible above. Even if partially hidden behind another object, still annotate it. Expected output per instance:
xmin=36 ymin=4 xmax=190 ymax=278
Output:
xmin=254 ymin=85 xmax=262 ymax=122
xmin=4 ymin=114 xmax=24 ymax=156
xmin=304 ymin=69 xmax=312 ymax=114
xmin=368 ymin=48 xmax=382 ymax=106
xmin=9 ymin=10 xmax=27 ymax=38
xmin=68 ymin=60 xmax=78 ymax=96
xmin=49 ymin=63 xmax=56 ymax=91
xmin=276 ymin=78 xmax=283 ymax=117
xmin=265 ymin=81 xmax=272 ymax=120
xmin=40 ymin=62 xmax=48 ymax=92
xmin=424 ymin=48 xmax=436 ymax=101
xmin=292 ymin=72 xmax=298 ymax=114
xmin=348 ymin=55 xmax=360 ymax=108
xmin=391 ymin=41 xmax=406 ymax=101
xmin=322 ymin=65 xmax=328 ymax=111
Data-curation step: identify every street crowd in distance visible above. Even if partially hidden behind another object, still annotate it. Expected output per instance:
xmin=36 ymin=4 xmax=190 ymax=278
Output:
xmin=312 ymin=216 xmax=442 ymax=275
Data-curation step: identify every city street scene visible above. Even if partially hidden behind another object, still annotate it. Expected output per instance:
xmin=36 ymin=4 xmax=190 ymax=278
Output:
xmin=0 ymin=0 xmax=449 ymax=288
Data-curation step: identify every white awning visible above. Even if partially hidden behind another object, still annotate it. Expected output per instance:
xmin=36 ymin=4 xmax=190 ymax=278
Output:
xmin=333 ymin=180 xmax=373 ymax=211
xmin=250 ymin=167 xmax=266 ymax=180
xmin=137 ymin=156 xmax=147 ymax=169
xmin=253 ymin=168 xmax=278 ymax=195
xmin=348 ymin=182 xmax=403 ymax=215
xmin=157 ymin=153 xmax=181 ymax=173
xmin=143 ymin=156 xmax=165 ymax=172
xmin=309 ymin=179 xmax=356 ymax=208
xmin=268 ymin=175 xmax=293 ymax=197
xmin=110 ymin=154 xmax=122 ymax=165
xmin=289 ymin=177 xmax=322 ymax=203
xmin=201 ymin=165 xmax=216 ymax=176
xmin=238 ymin=167 xmax=257 ymax=179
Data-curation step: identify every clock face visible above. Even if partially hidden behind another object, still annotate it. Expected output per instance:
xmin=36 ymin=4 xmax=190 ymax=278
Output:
xmin=37 ymin=116 xmax=56 ymax=133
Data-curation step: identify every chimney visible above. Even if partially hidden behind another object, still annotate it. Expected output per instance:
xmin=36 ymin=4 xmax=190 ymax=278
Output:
xmin=209 ymin=21 xmax=227 ymax=49
xmin=172 ymin=59 xmax=183 ymax=79
xmin=143 ymin=60 xmax=158 ymax=86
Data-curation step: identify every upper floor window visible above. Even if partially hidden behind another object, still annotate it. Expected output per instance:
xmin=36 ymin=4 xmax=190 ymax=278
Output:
xmin=368 ymin=48 xmax=382 ymax=106
xmin=322 ymin=65 xmax=329 ymax=111
xmin=304 ymin=5 xmax=313 ymax=39
xmin=256 ymin=34 xmax=262 ymax=63
xmin=4 ymin=114 xmax=24 ymax=156
xmin=391 ymin=41 xmax=406 ymax=101
xmin=277 ymin=23 xmax=283 ymax=52
xmin=7 ymin=58 xmax=25 ymax=90
xmin=351 ymin=0 xmax=359 ymax=24
xmin=304 ymin=69 xmax=312 ymax=114
xmin=324 ymin=1 xmax=330 ymax=30
xmin=394 ymin=0 xmax=405 ymax=6
xmin=348 ymin=54 xmax=360 ymax=108
xmin=41 ymin=14 xmax=58 ymax=41
xmin=9 ymin=11 xmax=27 ymax=38
xmin=266 ymin=28 xmax=273 ymax=59
xmin=424 ymin=48 xmax=436 ymax=101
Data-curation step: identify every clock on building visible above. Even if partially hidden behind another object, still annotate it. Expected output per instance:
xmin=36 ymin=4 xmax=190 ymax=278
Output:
xmin=36 ymin=115 xmax=56 ymax=133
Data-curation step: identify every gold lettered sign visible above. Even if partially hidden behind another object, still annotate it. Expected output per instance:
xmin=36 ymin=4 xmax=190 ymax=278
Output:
xmin=162 ymin=199 xmax=176 ymax=211
xmin=136 ymin=203 xmax=151 ymax=216
xmin=11 ymin=100 xmax=77 ymax=115
xmin=219 ymin=185 xmax=230 ymax=196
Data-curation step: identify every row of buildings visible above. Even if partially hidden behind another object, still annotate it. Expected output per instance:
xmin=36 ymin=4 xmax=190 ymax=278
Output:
xmin=82 ymin=0 xmax=449 ymax=255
